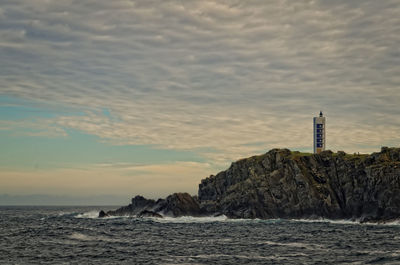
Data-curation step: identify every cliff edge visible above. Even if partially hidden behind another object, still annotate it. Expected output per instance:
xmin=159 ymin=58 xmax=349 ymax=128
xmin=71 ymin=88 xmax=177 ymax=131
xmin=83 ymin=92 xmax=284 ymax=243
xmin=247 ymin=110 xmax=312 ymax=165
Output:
xmin=100 ymin=147 xmax=400 ymax=222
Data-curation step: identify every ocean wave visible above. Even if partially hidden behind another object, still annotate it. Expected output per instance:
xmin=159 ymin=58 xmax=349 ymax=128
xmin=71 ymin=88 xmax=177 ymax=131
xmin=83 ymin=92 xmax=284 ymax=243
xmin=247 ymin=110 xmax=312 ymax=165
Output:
xmin=74 ymin=211 xmax=100 ymax=219
xmin=260 ymin=240 xmax=325 ymax=251
xmin=145 ymin=215 xmax=400 ymax=225
xmin=72 ymin=212 xmax=250 ymax=222
xmin=152 ymin=215 xmax=230 ymax=223
xmin=290 ymin=218 xmax=359 ymax=225
xmin=68 ymin=232 xmax=123 ymax=243
xmin=69 ymin=232 xmax=93 ymax=241
xmin=381 ymin=219 xmax=400 ymax=226
xmin=289 ymin=218 xmax=400 ymax=226
xmin=74 ymin=211 xmax=130 ymax=219
xmin=149 ymin=216 xmax=285 ymax=224
xmin=71 ymin=211 xmax=400 ymax=226
xmin=172 ymin=253 xmax=295 ymax=260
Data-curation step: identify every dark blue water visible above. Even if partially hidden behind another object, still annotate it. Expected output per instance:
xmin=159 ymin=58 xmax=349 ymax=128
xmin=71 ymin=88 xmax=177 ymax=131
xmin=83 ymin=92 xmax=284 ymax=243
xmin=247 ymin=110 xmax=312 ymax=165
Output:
xmin=1 ymin=206 xmax=400 ymax=264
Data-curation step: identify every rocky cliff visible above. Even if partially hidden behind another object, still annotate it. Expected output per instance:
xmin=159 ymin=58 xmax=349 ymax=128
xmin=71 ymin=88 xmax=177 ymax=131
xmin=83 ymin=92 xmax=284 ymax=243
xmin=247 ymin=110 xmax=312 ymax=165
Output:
xmin=100 ymin=147 xmax=400 ymax=222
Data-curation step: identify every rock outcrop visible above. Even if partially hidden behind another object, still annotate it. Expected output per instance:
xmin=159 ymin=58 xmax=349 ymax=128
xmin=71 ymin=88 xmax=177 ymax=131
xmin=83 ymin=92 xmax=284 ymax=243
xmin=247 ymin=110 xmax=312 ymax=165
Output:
xmin=104 ymin=195 xmax=156 ymax=217
xmin=198 ymin=147 xmax=400 ymax=222
xmin=98 ymin=210 xmax=109 ymax=218
xmin=100 ymin=192 xmax=204 ymax=218
xmin=100 ymin=147 xmax=400 ymax=222
xmin=152 ymin=193 xmax=204 ymax=217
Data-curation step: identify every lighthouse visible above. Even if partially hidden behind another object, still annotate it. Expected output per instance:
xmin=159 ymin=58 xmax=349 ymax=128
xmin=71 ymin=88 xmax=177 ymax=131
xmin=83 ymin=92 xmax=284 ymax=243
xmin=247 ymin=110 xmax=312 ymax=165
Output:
xmin=313 ymin=111 xmax=326 ymax=154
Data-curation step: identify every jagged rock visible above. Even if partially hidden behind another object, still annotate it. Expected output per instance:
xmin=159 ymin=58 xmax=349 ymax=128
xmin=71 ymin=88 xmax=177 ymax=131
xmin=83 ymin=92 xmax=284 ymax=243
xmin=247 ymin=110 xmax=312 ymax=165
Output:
xmin=154 ymin=192 xmax=203 ymax=217
xmin=198 ymin=147 xmax=400 ymax=221
xmin=100 ymin=192 xmax=204 ymax=218
xmin=131 ymin=195 xmax=156 ymax=209
xmin=98 ymin=210 xmax=109 ymax=218
xmin=137 ymin=210 xmax=163 ymax=218
xmin=104 ymin=196 xmax=156 ymax=217
xmin=102 ymin=147 xmax=400 ymax=223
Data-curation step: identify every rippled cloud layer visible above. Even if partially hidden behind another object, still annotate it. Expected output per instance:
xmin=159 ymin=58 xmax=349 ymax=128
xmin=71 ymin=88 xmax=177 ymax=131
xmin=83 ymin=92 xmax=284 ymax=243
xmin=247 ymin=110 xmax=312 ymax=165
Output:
xmin=1 ymin=0 xmax=399 ymax=168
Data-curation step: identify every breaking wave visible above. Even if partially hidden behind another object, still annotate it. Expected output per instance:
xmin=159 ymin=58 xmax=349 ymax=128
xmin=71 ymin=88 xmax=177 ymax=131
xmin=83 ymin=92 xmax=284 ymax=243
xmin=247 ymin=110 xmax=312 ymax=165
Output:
xmin=3 ymin=206 xmax=400 ymax=264
xmin=75 ymin=211 xmax=100 ymax=219
xmin=290 ymin=218 xmax=400 ymax=226
xmin=69 ymin=210 xmax=400 ymax=226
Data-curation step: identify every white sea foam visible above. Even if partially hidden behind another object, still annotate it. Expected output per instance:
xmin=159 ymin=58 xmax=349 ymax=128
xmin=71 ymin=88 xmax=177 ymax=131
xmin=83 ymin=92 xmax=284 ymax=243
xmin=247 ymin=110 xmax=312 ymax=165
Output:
xmin=74 ymin=211 xmax=131 ymax=219
xmin=290 ymin=218 xmax=359 ymax=225
xmin=290 ymin=218 xmax=400 ymax=226
xmin=170 ymin=253 xmax=288 ymax=260
xmin=152 ymin=215 xmax=230 ymax=223
xmin=381 ymin=219 xmax=400 ymax=226
xmin=69 ymin=232 xmax=93 ymax=241
xmin=260 ymin=240 xmax=325 ymax=250
xmin=151 ymin=216 xmax=400 ymax=225
xmin=151 ymin=215 xmax=285 ymax=223
xmin=75 ymin=211 xmax=100 ymax=219
xmin=71 ymin=210 xmax=400 ymax=226
xmin=68 ymin=232 xmax=123 ymax=243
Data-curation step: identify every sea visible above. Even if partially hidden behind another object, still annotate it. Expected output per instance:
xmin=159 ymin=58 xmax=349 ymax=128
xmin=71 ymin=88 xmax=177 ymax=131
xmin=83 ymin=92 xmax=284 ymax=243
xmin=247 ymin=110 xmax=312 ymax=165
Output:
xmin=1 ymin=206 xmax=400 ymax=264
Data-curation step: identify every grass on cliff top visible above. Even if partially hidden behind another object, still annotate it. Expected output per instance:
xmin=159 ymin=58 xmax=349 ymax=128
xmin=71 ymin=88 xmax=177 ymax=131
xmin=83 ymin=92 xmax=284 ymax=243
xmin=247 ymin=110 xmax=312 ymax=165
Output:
xmin=237 ymin=154 xmax=265 ymax=163
xmin=291 ymin=151 xmax=369 ymax=160
xmin=237 ymin=150 xmax=370 ymax=164
xmin=332 ymin=152 xmax=369 ymax=160
xmin=237 ymin=151 xmax=312 ymax=163
xmin=290 ymin=151 xmax=313 ymax=159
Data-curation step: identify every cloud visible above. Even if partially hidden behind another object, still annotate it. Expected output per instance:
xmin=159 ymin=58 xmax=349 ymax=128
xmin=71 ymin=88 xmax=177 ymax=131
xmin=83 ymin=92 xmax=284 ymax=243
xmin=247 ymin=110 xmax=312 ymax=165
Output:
xmin=0 ymin=161 xmax=213 ymax=198
xmin=0 ymin=0 xmax=399 ymax=168
xmin=0 ymin=119 xmax=68 ymax=137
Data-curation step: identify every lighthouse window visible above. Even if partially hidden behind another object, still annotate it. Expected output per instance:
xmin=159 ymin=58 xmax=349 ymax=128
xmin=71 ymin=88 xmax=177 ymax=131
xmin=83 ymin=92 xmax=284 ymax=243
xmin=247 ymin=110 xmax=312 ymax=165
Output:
xmin=317 ymin=124 xmax=323 ymax=128
xmin=317 ymin=129 xmax=323 ymax=133
xmin=317 ymin=143 xmax=323 ymax=147
xmin=317 ymin=134 xmax=322 ymax=138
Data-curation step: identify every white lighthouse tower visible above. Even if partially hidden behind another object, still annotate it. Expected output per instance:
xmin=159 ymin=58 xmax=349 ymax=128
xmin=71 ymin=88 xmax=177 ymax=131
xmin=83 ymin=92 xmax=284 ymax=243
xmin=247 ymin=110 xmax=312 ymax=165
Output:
xmin=313 ymin=111 xmax=326 ymax=154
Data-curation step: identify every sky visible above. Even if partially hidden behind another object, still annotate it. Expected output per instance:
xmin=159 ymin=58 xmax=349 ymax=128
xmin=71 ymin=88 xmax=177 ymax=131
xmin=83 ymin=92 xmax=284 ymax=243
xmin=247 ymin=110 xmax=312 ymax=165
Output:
xmin=0 ymin=0 xmax=399 ymax=205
